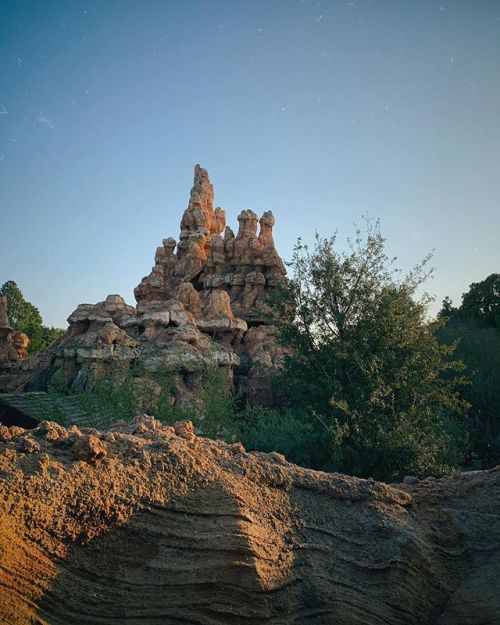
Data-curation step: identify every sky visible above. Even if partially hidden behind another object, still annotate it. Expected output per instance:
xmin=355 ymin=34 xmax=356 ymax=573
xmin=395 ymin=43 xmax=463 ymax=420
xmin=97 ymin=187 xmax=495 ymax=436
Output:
xmin=0 ymin=0 xmax=499 ymax=328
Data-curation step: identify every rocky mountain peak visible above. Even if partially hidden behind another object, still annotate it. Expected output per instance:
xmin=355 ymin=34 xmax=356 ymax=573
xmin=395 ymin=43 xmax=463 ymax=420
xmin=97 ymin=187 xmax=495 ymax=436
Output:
xmin=2 ymin=167 xmax=286 ymax=406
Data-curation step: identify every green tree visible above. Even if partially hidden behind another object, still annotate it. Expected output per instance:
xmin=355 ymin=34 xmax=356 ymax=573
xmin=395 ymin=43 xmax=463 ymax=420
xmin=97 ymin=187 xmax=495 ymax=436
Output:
xmin=437 ymin=295 xmax=457 ymax=320
xmin=0 ymin=280 xmax=64 ymax=352
xmin=460 ymin=273 xmax=500 ymax=328
xmin=268 ymin=221 xmax=467 ymax=481
xmin=436 ymin=274 xmax=500 ymax=468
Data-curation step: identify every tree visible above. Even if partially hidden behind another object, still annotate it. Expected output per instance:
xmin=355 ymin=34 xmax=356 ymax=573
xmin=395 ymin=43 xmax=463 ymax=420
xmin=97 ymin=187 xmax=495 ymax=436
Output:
xmin=268 ymin=221 xmax=467 ymax=481
xmin=0 ymin=281 xmax=64 ymax=352
xmin=460 ymin=273 xmax=500 ymax=328
xmin=437 ymin=295 xmax=457 ymax=320
xmin=436 ymin=274 xmax=500 ymax=468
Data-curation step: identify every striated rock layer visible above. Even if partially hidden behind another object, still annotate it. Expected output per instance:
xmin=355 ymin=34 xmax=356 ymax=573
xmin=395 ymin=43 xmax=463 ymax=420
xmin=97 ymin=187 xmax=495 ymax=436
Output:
xmin=0 ymin=415 xmax=499 ymax=625
xmin=1 ymin=166 xmax=286 ymax=405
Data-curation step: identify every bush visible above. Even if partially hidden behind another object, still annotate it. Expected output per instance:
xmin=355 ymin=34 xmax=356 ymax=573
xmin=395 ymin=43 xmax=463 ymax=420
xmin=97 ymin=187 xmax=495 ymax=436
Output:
xmin=47 ymin=364 xmax=239 ymax=442
xmin=240 ymin=406 xmax=331 ymax=469
xmin=436 ymin=317 xmax=500 ymax=469
xmin=264 ymin=221 xmax=468 ymax=481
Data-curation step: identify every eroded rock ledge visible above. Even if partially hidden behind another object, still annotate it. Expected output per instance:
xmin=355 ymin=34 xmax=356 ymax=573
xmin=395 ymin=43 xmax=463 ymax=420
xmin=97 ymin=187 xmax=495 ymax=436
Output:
xmin=0 ymin=416 xmax=499 ymax=625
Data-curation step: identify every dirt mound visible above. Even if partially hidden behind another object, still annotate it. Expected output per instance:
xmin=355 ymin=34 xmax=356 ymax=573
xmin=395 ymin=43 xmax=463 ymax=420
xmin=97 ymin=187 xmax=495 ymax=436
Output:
xmin=0 ymin=416 xmax=499 ymax=625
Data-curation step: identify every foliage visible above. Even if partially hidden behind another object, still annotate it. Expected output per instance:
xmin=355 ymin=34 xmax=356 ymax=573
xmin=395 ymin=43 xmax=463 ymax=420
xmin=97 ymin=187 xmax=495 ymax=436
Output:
xmin=0 ymin=280 xmax=64 ymax=352
xmin=436 ymin=275 xmax=500 ymax=469
xmin=240 ymin=405 xmax=331 ymax=468
xmin=437 ymin=295 xmax=456 ymax=320
xmin=439 ymin=274 xmax=500 ymax=328
xmin=460 ymin=273 xmax=500 ymax=328
xmin=196 ymin=366 xmax=239 ymax=441
xmin=48 ymin=363 xmax=239 ymax=442
xmin=266 ymin=220 xmax=468 ymax=481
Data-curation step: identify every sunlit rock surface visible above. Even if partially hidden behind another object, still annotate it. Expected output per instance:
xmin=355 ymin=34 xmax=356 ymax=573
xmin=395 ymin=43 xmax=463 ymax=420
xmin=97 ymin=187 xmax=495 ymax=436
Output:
xmin=1 ymin=166 xmax=286 ymax=405
xmin=0 ymin=416 xmax=499 ymax=625
xmin=0 ymin=296 xmax=30 ymax=372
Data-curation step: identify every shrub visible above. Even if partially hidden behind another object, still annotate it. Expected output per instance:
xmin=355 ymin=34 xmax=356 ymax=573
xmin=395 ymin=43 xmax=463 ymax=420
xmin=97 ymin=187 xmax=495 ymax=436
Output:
xmin=265 ymin=221 xmax=468 ymax=481
xmin=240 ymin=406 xmax=331 ymax=469
xmin=46 ymin=364 xmax=239 ymax=443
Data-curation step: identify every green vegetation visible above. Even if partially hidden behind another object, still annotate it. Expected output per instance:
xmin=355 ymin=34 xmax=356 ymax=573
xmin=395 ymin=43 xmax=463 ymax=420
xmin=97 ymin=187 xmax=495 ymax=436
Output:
xmin=0 ymin=280 xmax=64 ymax=352
xmin=435 ymin=274 xmax=500 ymax=469
xmin=242 ymin=221 xmax=468 ymax=482
xmin=239 ymin=406 xmax=329 ymax=468
xmin=48 ymin=363 xmax=238 ymax=443
xmin=7 ymin=252 xmax=499 ymax=482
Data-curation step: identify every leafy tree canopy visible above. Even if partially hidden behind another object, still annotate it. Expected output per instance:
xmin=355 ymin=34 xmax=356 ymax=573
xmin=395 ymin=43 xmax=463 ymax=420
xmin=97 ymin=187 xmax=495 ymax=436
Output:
xmin=436 ymin=273 xmax=500 ymax=468
xmin=439 ymin=274 xmax=500 ymax=328
xmin=461 ymin=273 xmax=500 ymax=328
xmin=267 ymin=220 xmax=467 ymax=481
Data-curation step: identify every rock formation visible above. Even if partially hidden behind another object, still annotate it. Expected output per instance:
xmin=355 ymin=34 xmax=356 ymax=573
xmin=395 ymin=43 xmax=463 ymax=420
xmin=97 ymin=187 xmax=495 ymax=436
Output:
xmin=0 ymin=296 xmax=16 ymax=372
xmin=0 ymin=296 xmax=29 ymax=372
xmin=0 ymin=415 xmax=499 ymax=625
xmin=0 ymin=166 xmax=286 ymax=405
xmin=134 ymin=164 xmax=286 ymax=323
xmin=9 ymin=331 xmax=30 ymax=361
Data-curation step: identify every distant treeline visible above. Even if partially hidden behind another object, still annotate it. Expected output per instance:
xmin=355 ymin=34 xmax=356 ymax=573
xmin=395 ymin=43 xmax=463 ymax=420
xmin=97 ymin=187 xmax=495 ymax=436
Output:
xmin=435 ymin=274 xmax=500 ymax=469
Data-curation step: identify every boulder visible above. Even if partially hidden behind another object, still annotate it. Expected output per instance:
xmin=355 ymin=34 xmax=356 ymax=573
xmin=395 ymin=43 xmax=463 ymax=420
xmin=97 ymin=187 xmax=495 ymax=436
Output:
xmin=9 ymin=331 xmax=30 ymax=360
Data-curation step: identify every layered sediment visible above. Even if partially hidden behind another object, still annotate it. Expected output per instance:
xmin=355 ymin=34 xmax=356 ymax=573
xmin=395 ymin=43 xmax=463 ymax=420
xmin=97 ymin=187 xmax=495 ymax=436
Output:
xmin=0 ymin=415 xmax=499 ymax=625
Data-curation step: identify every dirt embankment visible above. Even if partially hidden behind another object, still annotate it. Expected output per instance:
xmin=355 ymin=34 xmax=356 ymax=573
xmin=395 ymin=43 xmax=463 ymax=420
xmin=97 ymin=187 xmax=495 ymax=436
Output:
xmin=0 ymin=415 xmax=499 ymax=625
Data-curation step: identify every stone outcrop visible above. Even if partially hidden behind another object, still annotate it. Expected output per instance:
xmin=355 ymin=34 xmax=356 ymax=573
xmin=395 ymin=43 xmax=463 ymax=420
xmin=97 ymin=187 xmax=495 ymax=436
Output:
xmin=134 ymin=164 xmax=286 ymax=323
xmin=1 ymin=167 xmax=286 ymax=405
xmin=9 ymin=331 xmax=30 ymax=361
xmin=1 ymin=415 xmax=499 ymax=625
xmin=0 ymin=297 xmax=10 ymax=332
xmin=0 ymin=296 xmax=29 ymax=371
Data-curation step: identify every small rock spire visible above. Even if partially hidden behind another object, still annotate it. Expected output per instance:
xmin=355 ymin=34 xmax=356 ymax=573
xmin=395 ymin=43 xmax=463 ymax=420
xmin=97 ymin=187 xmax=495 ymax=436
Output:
xmin=0 ymin=296 xmax=11 ymax=330
xmin=177 ymin=165 xmax=226 ymax=259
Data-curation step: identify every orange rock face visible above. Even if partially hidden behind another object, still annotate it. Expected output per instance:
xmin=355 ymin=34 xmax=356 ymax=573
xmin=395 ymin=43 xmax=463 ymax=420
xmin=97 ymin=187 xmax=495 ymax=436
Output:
xmin=9 ymin=331 xmax=30 ymax=360
xmin=135 ymin=165 xmax=286 ymax=321
xmin=2 ymin=167 xmax=286 ymax=406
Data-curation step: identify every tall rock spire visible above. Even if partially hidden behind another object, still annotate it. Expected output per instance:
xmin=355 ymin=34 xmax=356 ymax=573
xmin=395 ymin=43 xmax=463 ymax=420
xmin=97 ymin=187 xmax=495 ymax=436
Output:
xmin=0 ymin=296 xmax=18 ymax=371
xmin=135 ymin=165 xmax=286 ymax=317
xmin=0 ymin=296 xmax=11 ymax=330
xmin=177 ymin=165 xmax=226 ymax=259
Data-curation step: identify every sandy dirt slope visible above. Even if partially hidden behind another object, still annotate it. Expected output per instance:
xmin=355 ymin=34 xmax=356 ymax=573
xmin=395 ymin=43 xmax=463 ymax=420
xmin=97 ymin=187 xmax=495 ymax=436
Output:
xmin=0 ymin=415 xmax=499 ymax=625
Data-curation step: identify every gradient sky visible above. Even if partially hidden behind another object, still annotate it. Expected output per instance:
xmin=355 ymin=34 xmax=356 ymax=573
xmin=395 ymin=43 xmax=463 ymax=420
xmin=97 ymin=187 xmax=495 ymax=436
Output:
xmin=0 ymin=0 xmax=499 ymax=328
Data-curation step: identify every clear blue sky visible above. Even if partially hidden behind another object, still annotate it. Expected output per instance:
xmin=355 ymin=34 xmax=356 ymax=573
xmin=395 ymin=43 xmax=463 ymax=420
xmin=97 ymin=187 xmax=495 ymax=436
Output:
xmin=1 ymin=0 xmax=499 ymax=328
